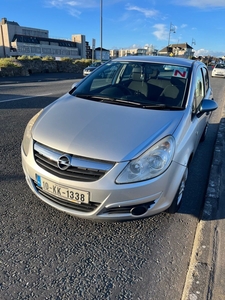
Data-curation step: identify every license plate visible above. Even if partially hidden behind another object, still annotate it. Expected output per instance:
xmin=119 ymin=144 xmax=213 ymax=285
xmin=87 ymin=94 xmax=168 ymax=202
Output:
xmin=36 ymin=175 xmax=89 ymax=204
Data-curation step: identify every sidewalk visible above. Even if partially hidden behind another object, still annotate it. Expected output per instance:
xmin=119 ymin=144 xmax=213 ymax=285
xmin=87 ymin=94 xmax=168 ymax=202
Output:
xmin=182 ymin=109 xmax=225 ymax=299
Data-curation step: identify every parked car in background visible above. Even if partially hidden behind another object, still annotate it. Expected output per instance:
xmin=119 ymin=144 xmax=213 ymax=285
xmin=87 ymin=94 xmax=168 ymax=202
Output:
xmin=211 ymin=63 xmax=225 ymax=78
xmin=21 ymin=56 xmax=217 ymax=221
xmin=83 ymin=61 xmax=102 ymax=76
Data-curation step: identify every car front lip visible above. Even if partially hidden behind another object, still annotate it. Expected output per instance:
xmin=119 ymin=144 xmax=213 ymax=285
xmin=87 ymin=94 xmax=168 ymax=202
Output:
xmin=21 ymin=144 xmax=186 ymax=221
xmin=212 ymin=70 xmax=225 ymax=77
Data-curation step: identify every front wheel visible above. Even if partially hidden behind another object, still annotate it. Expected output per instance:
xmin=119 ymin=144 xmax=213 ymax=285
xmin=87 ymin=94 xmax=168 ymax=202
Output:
xmin=167 ymin=167 xmax=188 ymax=214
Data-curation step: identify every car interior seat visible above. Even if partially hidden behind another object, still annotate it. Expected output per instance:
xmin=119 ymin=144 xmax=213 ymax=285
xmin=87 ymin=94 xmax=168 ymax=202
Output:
xmin=157 ymin=76 xmax=185 ymax=106
xmin=128 ymin=67 xmax=148 ymax=97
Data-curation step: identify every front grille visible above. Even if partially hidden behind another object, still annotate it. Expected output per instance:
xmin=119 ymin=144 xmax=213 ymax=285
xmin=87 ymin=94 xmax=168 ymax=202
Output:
xmin=34 ymin=142 xmax=114 ymax=182
xmin=34 ymin=180 xmax=99 ymax=212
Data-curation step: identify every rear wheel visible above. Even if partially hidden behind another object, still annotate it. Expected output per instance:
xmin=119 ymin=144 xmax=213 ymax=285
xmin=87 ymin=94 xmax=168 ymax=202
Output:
xmin=168 ymin=167 xmax=188 ymax=214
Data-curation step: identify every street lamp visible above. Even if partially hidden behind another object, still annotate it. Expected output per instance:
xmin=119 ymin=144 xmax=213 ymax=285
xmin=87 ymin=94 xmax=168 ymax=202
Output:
xmin=100 ymin=0 xmax=103 ymax=62
xmin=191 ymin=38 xmax=196 ymax=58
xmin=168 ymin=22 xmax=176 ymax=46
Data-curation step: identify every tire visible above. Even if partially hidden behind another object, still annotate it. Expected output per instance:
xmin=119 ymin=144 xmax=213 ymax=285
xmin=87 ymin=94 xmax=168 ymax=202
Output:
xmin=167 ymin=167 xmax=188 ymax=214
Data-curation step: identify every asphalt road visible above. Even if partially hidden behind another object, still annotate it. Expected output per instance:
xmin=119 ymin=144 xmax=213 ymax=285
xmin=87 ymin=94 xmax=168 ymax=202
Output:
xmin=0 ymin=74 xmax=225 ymax=300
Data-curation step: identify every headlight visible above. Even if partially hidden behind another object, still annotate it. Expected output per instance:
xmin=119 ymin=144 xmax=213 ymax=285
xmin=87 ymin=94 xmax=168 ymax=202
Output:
xmin=22 ymin=110 xmax=43 ymax=156
xmin=116 ymin=136 xmax=175 ymax=184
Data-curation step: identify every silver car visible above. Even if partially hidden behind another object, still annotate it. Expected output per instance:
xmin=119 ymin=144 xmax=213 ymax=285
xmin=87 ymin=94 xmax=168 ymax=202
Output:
xmin=83 ymin=62 xmax=102 ymax=76
xmin=21 ymin=56 xmax=217 ymax=221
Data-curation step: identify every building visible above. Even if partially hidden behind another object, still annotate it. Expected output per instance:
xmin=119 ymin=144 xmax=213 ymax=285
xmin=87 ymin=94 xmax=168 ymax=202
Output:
xmin=110 ymin=46 xmax=158 ymax=59
xmin=0 ymin=18 xmax=91 ymax=59
xmin=110 ymin=49 xmax=119 ymax=59
xmin=158 ymin=43 xmax=194 ymax=58
xmin=118 ymin=48 xmax=148 ymax=57
xmin=94 ymin=47 xmax=110 ymax=61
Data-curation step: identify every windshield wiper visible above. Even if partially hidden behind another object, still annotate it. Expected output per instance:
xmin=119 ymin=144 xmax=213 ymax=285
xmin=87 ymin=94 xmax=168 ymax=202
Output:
xmin=75 ymin=94 xmax=183 ymax=110
xmin=75 ymin=94 xmax=101 ymax=100
xmin=75 ymin=94 xmax=143 ymax=107
xmin=143 ymin=104 xmax=184 ymax=110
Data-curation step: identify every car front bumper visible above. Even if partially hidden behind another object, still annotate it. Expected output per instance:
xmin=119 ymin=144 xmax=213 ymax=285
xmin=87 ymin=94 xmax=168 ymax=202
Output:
xmin=212 ymin=71 xmax=225 ymax=77
xmin=21 ymin=144 xmax=186 ymax=221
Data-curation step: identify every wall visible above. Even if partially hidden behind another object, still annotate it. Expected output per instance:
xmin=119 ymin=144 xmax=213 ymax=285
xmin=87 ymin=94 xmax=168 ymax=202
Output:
xmin=0 ymin=59 xmax=87 ymax=77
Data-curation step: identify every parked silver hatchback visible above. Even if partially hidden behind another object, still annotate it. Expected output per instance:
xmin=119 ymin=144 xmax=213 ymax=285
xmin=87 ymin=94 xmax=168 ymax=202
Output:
xmin=21 ymin=56 xmax=217 ymax=221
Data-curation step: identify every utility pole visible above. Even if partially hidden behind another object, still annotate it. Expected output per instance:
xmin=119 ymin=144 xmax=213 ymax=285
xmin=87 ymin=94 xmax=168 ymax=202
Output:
xmin=168 ymin=22 xmax=176 ymax=46
xmin=100 ymin=0 xmax=103 ymax=62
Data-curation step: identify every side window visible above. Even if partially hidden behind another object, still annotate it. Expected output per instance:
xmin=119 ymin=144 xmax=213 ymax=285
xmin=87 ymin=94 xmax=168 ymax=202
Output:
xmin=90 ymin=64 xmax=119 ymax=90
xmin=202 ymin=67 xmax=209 ymax=93
xmin=194 ymin=68 xmax=204 ymax=110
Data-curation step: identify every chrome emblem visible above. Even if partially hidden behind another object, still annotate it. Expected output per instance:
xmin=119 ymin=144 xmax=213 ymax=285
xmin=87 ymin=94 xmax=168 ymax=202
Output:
xmin=57 ymin=154 xmax=71 ymax=171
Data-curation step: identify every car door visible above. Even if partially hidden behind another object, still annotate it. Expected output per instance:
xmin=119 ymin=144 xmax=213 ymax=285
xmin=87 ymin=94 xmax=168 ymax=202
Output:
xmin=191 ymin=66 xmax=212 ymax=152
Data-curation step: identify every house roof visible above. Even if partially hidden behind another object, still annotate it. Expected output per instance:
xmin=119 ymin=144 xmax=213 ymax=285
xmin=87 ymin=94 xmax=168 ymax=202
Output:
xmin=158 ymin=43 xmax=193 ymax=53
xmin=95 ymin=47 xmax=109 ymax=51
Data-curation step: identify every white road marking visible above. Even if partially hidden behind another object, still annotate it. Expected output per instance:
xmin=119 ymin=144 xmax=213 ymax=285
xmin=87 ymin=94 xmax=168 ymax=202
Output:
xmin=0 ymin=93 xmax=52 ymax=103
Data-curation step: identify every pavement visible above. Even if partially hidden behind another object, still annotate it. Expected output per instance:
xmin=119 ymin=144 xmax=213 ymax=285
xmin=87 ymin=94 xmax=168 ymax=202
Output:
xmin=1 ymin=73 xmax=225 ymax=300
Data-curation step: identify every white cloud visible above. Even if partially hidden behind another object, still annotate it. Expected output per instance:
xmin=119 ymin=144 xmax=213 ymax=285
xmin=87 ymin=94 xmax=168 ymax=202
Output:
xmin=152 ymin=24 xmax=168 ymax=41
xmin=194 ymin=48 xmax=225 ymax=57
xmin=172 ymin=0 xmax=225 ymax=8
xmin=126 ymin=5 xmax=158 ymax=18
xmin=47 ymin=0 xmax=96 ymax=8
xmin=46 ymin=0 xmax=80 ymax=17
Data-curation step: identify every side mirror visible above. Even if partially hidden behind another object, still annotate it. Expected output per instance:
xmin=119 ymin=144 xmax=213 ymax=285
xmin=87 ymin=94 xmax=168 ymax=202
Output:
xmin=71 ymin=79 xmax=83 ymax=90
xmin=197 ymin=99 xmax=218 ymax=118
xmin=71 ymin=82 xmax=78 ymax=89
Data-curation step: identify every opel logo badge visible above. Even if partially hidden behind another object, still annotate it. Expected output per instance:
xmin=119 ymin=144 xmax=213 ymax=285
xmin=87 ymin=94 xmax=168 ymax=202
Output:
xmin=57 ymin=154 xmax=71 ymax=171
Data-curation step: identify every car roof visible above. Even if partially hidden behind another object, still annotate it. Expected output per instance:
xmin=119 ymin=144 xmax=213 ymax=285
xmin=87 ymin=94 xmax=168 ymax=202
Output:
xmin=113 ymin=56 xmax=196 ymax=68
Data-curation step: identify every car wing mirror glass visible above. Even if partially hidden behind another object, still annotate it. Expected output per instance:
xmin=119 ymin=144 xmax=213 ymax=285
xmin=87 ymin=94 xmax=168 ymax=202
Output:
xmin=197 ymin=99 xmax=218 ymax=118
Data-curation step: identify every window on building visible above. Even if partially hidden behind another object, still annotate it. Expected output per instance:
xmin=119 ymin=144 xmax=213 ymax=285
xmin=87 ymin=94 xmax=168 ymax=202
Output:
xmin=42 ymin=48 xmax=51 ymax=54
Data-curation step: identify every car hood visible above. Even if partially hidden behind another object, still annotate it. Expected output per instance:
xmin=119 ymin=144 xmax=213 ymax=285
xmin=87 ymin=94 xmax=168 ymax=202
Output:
xmin=33 ymin=94 xmax=185 ymax=162
xmin=85 ymin=67 xmax=96 ymax=71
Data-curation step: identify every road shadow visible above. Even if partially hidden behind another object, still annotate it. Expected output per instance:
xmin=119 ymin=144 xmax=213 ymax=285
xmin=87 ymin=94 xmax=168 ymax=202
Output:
xmin=178 ymin=119 xmax=225 ymax=221
xmin=201 ymin=117 xmax=225 ymax=221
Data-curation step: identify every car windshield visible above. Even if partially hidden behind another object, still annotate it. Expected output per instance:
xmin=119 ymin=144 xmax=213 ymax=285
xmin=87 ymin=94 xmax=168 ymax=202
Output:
xmin=72 ymin=61 xmax=190 ymax=109
xmin=215 ymin=64 xmax=225 ymax=69
xmin=90 ymin=62 xmax=101 ymax=67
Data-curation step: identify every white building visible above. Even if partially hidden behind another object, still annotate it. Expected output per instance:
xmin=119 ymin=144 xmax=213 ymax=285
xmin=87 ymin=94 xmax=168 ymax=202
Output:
xmin=0 ymin=18 xmax=88 ymax=59
xmin=158 ymin=43 xmax=194 ymax=58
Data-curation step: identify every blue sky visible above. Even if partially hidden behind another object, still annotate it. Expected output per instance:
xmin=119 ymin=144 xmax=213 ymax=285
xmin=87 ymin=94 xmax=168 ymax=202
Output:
xmin=2 ymin=0 xmax=225 ymax=57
